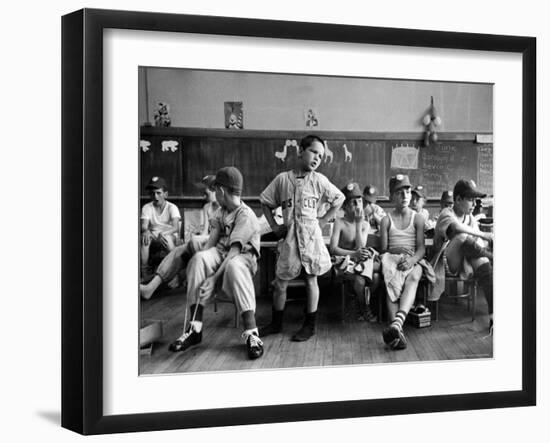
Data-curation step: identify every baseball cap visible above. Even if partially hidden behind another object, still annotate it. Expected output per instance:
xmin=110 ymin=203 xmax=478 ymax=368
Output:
xmin=389 ymin=174 xmax=411 ymax=194
xmin=453 ymin=179 xmax=486 ymax=199
xmin=145 ymin=176 xmax=167 ymax=191
xmin=214 ymin=166 xmax=243 ymax=194
xmin=201 ymin=174 xmax=216 ymax=189
xmin=412 ymin=185 xmax=427 ymax=199
xmin=363 ymin=185 xmax=378 ymax=203
xmin=440 ymin=190 xmax=454 ymax=204
xmin=341 ymin=182 xmax=362 ymax=202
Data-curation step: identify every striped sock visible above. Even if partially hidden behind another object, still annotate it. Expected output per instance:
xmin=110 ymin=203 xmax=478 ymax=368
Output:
xmin=391 ymin=310 xmax=407 ymax=332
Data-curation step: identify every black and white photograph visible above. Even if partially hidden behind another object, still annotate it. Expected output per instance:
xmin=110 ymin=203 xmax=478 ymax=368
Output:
xmin=137 ymin=67 xmax=494 ymax=375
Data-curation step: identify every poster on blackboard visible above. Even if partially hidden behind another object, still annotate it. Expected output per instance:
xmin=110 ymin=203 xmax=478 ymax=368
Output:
xmin=391 ymin=144 xmax=419 ymax=169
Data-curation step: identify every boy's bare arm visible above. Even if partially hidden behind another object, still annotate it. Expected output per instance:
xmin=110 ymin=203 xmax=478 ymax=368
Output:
xmin=379 ymin=216 xmax=390 ymax=253
xmin=140 ymin=219 xmax=151 ymax=245
xmin=167 ymin=217 xmax=181 ymax=236
xmin=203 ymin=224 xmax=221 ymax=250
xmin=411 ymin=213 xmax=426 ymax=264
xmin=447 ymin=220 xmax=493 ymax=242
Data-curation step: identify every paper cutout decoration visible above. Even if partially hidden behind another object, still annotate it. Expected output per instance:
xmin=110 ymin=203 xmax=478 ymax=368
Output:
xmin=224 ymin=101 xmax=243 ymax=129
xmin=161 ymin=140 xmax=179 ymax=152
xmin=305 ymin=107 xmax=319 ymax=128
xmin=342 ymin=144 xmax=352 ymax=162
xmin=324 ymin=141 xmax=334 ymax=163
xmin=275 ymin=139 xmax=298 ymax=162
xmin=140 ymin=140 xmax=151 ymax=152
xmin=391 ymin=144 xmax=419 ymax=169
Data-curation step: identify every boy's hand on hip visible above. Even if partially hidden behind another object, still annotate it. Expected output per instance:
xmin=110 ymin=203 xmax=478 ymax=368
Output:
xmin=273 ymin=224 xmax=288 ymax=239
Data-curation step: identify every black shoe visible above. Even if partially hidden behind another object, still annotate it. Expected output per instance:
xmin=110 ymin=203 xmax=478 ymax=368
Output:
xmin=169 ymin=329 xmax=202 ymax=352
xmin=382 ymin=325 xmax=400 ymax=347
xmin=258 ymin=309 xmax=284 ymax=336
xmin=291 ymin=312 xmax=316 ymax=342
xmin=245 ymin=333 xmax=264 ymax=359
xmin=393 ymin=330 xmax=408 ymax=350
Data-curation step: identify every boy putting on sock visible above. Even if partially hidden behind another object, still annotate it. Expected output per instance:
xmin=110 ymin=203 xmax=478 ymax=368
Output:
xmin=259 ymin=135 xmax=345 ymax=341
xmin=168 ymin=166 xmax=264 ymax=359
xmin=329 ymin=182 xmax=380 ymax=321
xmin=379 ymin=175 xmax=434 ymax=350
xmin=430 ymin=179 xmax=494 ymax=333
xmin=140 ymin=176 xmax=181 ymax=282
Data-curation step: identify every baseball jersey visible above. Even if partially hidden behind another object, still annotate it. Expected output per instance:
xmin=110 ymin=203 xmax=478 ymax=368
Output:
xmin=260 ymin=170 xmax=345 ymax=279
xmin=140 ymin=201 xmax=181 ymax=236
xmin=210 ymin=202 xmax=260 ymax=257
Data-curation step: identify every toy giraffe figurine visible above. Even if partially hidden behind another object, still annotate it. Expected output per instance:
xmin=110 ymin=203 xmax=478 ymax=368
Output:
xmin=324 ymin=141 xmax=334 ymax=163
xmin=275 ymin=141 xmax=288 ymax=162
xmin=342 ymin=144 xmax=352 ymax=162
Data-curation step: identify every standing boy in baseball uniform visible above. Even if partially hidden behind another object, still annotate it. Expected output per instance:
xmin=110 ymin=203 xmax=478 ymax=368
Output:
xmin=259 ymin=135 xmax=345 ymax=341
xmin=168 ymin=166 xmax=264 ymax=360
xmin=140 ymin=176 xmax=181 ymax=282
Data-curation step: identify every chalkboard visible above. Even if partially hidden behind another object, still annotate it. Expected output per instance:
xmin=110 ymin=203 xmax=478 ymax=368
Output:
xmin=477 ymin=144 xmax=494 ymax=196
xmin=139 ymin=128 xmax=493 ymax=199
xmin=389 ymin=141 xmax=491 ymax=198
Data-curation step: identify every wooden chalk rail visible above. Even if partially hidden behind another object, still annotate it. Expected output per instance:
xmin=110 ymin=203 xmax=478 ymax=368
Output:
xmin=140 ymin=126 xmax=487 ymax=142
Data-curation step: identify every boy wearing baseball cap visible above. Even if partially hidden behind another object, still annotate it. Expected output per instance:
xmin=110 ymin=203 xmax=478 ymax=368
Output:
xmin=430 ymin=179 xmax=494 ymax=332
xmin=440 ymin=190 xmax=454 ymax=210
xmin=140 ymin=176 xmax=181 ymax=282
xmin=139 ymin=174 xmax=220 ymax=299
xmin=363 ymin=184 xmax=387 ymax=232
xmin=411 ymin=185 xmax=435 ymax=232
xmin=329 ymin=182 xmax=379 ymax=321
xmin=259 ymin=135 xmax=345 ymax=341
xmin=379 ymin=175 xmax=434 ymax=350
xmin=168 ymin=166 xmax=265 ymax=360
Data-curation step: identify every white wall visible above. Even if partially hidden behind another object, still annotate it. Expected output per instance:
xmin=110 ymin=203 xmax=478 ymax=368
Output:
xmin=139 ymin=68 xmax=493 ymax=131
xmin=1 ymin=1 xmax=546 ymax=443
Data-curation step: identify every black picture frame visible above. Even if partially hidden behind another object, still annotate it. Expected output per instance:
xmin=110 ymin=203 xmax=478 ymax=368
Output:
xmin=61 ymin=8 xmax=536 ymax=435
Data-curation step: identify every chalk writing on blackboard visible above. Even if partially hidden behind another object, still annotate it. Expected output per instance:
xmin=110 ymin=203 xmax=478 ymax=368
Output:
xmin=477 ymin=144 xmax=493 ymax=195
xmin=391 ymin=144 xmax=419 ymax=169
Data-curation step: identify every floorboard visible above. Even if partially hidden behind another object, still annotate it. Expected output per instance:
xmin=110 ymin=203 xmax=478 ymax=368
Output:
xmin=139 ymin=288 xmax=493 ymax=375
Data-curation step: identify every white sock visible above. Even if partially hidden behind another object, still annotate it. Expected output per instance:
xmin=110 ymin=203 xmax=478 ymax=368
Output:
xmin=242 ymin=327 xmax=259 ymax=341
xmin=190 ymin=320 xmax=203 ymax=333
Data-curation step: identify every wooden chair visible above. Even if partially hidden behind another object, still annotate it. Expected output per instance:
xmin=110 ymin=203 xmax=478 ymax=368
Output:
xmin=419 ymin=276 xmax=478 ymax=322
xmin=213 ymin=293 xmax=240 ymax=328
xmin=337 ymin=277 xmax=382 ymax=323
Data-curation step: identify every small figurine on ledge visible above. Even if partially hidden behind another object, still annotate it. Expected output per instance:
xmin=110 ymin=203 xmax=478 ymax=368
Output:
xmin=154 ymin=102 xmax=172 ymax=127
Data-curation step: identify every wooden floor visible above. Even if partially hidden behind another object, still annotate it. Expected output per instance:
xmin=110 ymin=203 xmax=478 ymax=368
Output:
xmin=139 ymin=288 xmax=493 ymax=375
